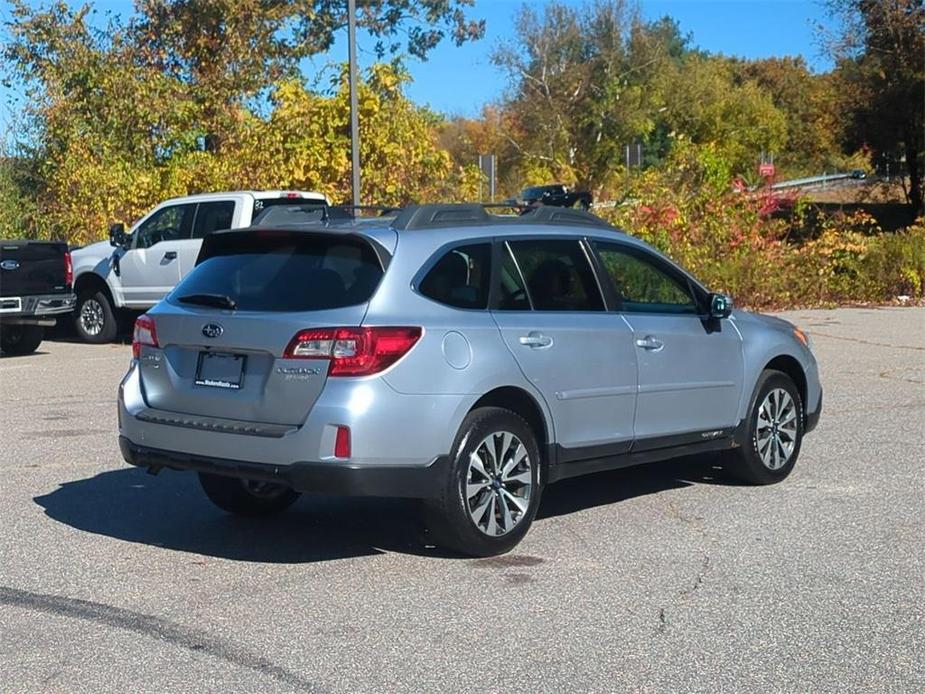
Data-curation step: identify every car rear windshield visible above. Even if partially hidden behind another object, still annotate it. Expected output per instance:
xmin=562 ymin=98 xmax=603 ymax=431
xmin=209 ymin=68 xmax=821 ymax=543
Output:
xmin=171 ymin=231 xmax=384 ymax=312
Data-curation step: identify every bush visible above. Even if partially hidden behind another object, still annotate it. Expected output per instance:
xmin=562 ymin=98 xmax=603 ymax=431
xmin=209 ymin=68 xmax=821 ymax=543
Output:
xmin=862 ymin=224 xmax=925 ymax=299
xmin=600 ymin=143 xmax=924 ymax=308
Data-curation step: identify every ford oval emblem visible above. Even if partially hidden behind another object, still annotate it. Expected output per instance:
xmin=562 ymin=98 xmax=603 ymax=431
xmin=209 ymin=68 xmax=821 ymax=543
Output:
xmin=202 ymin=323 xmax=223 ymax=339
xmin=0 ymin=260 xmax=20 ymax=271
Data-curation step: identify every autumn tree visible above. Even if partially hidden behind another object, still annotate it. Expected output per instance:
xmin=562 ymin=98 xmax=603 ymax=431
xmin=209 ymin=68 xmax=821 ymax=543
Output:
xmin=129 ymin=0 xmax=484 ymax=150
xmin=3 ymin=0 xmax=484 ymax=242
xmin=825 ymin=0 xmax=925 ymax=213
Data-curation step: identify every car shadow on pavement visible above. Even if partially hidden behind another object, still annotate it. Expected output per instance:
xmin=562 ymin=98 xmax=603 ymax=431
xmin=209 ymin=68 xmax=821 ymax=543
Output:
xmin=538 ymin=452 xmax=741 ymax=520
xmin=34 ymin=453 xmax=743 ymax=563
xmin=45 ymin=319 xmax=134 ymax=345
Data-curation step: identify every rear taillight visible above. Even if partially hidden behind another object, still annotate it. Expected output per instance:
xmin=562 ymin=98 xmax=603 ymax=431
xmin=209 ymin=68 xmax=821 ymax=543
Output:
xmin=132 ymin=314 xmax=159 ymax=358
xmin=64 ymin=251 xmax=73 ymax=287
xmin=284 ymin=327 xmax=422 ymax=376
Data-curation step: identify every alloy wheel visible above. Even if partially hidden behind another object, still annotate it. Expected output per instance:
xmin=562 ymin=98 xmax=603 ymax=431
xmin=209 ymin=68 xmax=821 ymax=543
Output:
xmin=80 ymin=299 xmax=105 ymax=336
xmin=466 ymin=431 xmax=533 ymax=536
xmin=755 ymin=387 xmax=799 ymax=470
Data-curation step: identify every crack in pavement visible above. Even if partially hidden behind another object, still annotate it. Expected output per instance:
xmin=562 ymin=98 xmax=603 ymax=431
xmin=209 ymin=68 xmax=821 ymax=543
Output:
xmin=0 ymin=586 xmax=320 ymax=692
xmin=811 ymin=332 xmax=925 ymax=352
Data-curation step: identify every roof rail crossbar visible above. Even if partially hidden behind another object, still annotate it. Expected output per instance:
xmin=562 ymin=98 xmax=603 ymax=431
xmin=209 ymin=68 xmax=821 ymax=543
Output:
xmin=392 ymin=203 xmax=616 ymax=231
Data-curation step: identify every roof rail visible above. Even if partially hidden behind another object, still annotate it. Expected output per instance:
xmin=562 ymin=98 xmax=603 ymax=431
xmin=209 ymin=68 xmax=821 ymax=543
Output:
xmin=391 ymin=203 xmax=616 ymax=231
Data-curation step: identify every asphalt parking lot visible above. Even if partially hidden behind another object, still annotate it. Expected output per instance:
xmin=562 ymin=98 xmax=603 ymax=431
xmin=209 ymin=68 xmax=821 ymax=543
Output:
xmin=1 ymin=307 xmax=922 ymax=693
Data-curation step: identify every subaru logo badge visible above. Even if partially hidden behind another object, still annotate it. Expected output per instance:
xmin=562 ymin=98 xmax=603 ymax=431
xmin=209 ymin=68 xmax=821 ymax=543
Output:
xmin=202 ymin=323 xmax=223 ymax=339
xmin=0 ymin=260 xmax=20 ymax=271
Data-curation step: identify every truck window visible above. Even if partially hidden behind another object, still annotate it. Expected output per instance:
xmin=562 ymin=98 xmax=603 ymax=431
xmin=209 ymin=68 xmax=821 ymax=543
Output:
xmin=192 ymin=201 xmax=235 ymax=238
xmin=134 ymin=204 xmax=196 ymax=248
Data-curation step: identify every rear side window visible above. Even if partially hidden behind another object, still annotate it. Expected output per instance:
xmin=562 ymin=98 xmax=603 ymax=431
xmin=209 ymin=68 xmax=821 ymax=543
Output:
xmin=172 ymin=232 xmax=384 ymax=312
xmin=505 ymin=239 xmax=604 ymax=312
xmin=192 ymin=201 xmax=235 ymax=238
xmin=418 ymin=244 xmax=491 ymax=309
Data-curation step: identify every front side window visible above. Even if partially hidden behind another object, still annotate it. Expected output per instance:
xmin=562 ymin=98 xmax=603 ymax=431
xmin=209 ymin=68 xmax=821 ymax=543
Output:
xmin=593 ymin=242 xmax=698 ymax=314
xmin=505 ymin=239 xmax=604 ymax=312
xmin=192 ymin=201 xmax=235 ymax=238
xmin=134 ymin=204 xmax=196 ymax=248
xmin=497 ymin=245 xmax=530 ymax=310
xmin=419 ymin=243 xmax=491 ymax=309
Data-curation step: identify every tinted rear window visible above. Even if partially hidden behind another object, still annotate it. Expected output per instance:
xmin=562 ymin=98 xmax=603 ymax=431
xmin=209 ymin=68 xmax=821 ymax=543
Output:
xmin=253 ymin=197 xmax=325 ymax=220
xmin=419 ymin=243 xmax=491 ymax=309
xmin=171 ymin=232 xmax=384 ymax=312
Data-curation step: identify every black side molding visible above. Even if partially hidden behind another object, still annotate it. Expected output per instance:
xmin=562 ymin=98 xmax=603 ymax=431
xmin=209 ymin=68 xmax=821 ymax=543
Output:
xmin=547 ymin=424 xmax=744 ymax=484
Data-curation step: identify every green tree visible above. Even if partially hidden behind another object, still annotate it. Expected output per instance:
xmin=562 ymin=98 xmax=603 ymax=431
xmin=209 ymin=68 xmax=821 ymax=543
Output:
xmin=491 ymin=1 xmax=683 ymax=193
xmin=733 ymin=57 xmax=845 ymax=176
xmin=656 ymin=55 xmax=789 ymax=177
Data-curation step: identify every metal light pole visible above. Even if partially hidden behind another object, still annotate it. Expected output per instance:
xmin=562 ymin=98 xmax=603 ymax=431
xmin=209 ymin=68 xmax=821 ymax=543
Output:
xmin=347 ymin=0 xmax=361 ymax=207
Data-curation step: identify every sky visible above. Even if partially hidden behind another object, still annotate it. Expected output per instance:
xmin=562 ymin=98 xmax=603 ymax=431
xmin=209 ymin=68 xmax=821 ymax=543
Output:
xmin=1 ymin=0 xmax=836 ymax=127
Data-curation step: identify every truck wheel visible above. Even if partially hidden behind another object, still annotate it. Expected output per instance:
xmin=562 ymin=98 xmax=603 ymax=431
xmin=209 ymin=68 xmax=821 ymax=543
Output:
xmin=75 ymin=289 xmax=117 ymax=343
xmin=0 ymin=324 xmax=43 ymax=356
xmin=198 ymin=473 xmax=300 ymax=516
xmin=424 ymin=407 xmax=543 ymax=557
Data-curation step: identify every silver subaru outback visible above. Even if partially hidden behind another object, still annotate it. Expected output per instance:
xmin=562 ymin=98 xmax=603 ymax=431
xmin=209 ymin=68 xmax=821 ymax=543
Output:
xmin=118 ymin=204 xmax=822 ymax=556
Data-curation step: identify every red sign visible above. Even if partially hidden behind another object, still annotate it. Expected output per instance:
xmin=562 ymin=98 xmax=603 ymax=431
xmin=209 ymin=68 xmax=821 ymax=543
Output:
xmin=759 ymin=163 xmax=776 ymax=178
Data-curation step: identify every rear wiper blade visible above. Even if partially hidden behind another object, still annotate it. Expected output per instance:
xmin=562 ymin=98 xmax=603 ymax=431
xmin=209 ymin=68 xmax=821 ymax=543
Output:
xmin=176 ymin=293 xmax=238 ymax=310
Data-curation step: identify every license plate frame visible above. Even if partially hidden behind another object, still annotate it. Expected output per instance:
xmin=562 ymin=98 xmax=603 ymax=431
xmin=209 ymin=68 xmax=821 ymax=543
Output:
xmin=194 ymin=351 xmax=246 ymax=390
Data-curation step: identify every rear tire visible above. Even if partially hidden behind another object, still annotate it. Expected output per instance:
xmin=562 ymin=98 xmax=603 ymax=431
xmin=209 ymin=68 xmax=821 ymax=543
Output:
xmin=0 ymin=324 xmax=43 ymax=356
xmin=74 ymin=288 xmax=117 ymax=343
xmin=725 ymin=370 xmax=804 ymax=485
xmin=425 ymin=407 xmax=543 ymax=557
xmin=198 ymin=473 xmax=300 ymax=516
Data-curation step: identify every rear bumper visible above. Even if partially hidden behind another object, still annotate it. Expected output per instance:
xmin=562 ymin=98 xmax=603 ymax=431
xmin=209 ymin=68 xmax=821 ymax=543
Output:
xmin=0 ymin=293 xmax=75 ymax=322
xmin=119 ymin=436 xmax=450 ymax=498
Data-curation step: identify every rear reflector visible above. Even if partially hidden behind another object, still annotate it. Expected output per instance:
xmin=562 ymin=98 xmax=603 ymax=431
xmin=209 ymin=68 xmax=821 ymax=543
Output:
xmin=334 ymin=426 xmax=351 ymax=458
xmin=132 ymin=314 xmax=158 ymax=358
xmin=284 ymin=327 xmax=422 ymax=376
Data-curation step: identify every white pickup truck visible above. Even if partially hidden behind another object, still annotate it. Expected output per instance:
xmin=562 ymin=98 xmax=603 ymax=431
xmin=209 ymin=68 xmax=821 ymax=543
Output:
xmin=70 ymin=190 xmax=327 ymax=342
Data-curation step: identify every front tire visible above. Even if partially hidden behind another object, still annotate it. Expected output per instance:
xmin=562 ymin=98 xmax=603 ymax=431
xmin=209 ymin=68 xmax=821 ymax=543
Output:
xmin=74 ymin=288 xmax=118 ymax=343
xmin=425 ymin=407 xmax=543 ymax=557
xmin=726 ymin=370 xmax=804 ymax=485
xmin=0 ymin=324 xmax=43 ymax=356
xmin=198 ymin=473 xmax=300 ymax=516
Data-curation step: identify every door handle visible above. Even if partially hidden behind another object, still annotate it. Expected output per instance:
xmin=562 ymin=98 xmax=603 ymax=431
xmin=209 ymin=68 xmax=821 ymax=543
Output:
xmin=635 ymin=335 xmax=664 ymax=351
xmin=162 ymin=251 xmax=177 ymax=261
xmin=519 ymin=333 xmax=553 ymax=349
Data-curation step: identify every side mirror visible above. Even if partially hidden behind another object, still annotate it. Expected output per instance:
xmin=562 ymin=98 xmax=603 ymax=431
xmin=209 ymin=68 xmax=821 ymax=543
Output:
xmin=709 ymin=292 xmax=733 ymax=319
xmin=109 ymin=222 xmax=127 ymax=248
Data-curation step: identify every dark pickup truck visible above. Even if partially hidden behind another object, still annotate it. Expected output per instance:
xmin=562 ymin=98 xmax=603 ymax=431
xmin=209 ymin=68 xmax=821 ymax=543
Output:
xmin=0 ymin=240 xmax=76 ymax=355
xmin=520 ymin=184 xmax=592 ymax=210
